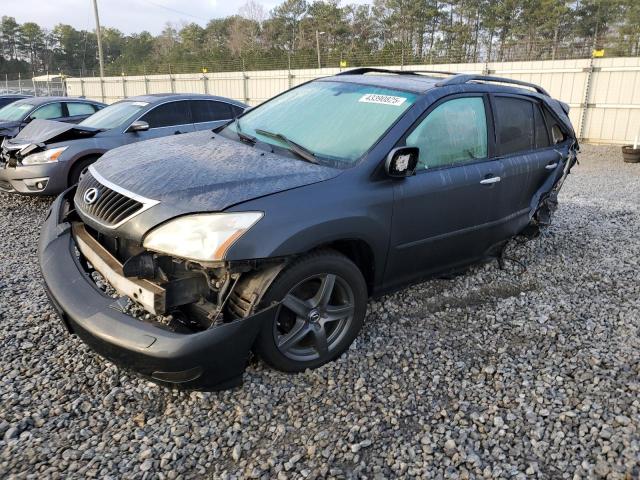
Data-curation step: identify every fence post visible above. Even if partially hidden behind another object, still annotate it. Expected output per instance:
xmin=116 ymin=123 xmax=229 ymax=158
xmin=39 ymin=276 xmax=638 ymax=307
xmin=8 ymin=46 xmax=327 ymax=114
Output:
xmin=18 ymin=73 xmax=23 ymax=94
xmin=121 ymin=74 xmax=127 ymax=99
xmin=4 ymin=74 xmax=7 ymax=94
xmin=242 ymin=58 xmax=249 ymax=104
xmin=100 ymin=77 xmax=105 ymax=103
xmin=169 ymin=65 xmax=175 ymax=93
xmin=288 ymin=53 xmax=293 ymax=88
xmin=202 ymin=73 xmax=209 ymax=94
xmin=80 ymin=77 xmax=85 ymax=98
xmin=578 ymin=57 xmax=597 ymax=141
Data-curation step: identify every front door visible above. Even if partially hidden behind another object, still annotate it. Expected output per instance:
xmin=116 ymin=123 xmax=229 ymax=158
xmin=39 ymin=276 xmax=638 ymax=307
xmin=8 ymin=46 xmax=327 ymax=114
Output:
xmin=135 ymin=100 xmax=195 ymax=140
xmin=384 ymin=95 xmax=504 ymax=288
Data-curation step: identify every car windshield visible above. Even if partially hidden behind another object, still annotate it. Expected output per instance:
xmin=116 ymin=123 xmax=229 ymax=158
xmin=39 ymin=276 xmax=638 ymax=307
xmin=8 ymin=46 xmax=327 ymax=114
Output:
xmin=0 ymin=102 xmax=34 ymax=122
xmin=225 ymin=81 xmax=418 ymax=164
xmin=79 ymin=101 xmax=149 ymax=130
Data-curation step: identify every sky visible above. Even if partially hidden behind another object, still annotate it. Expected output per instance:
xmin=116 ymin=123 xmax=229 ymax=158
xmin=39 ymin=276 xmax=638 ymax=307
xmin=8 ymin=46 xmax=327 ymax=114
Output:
xmin=2 ymin=0 xmax=291 ymax=35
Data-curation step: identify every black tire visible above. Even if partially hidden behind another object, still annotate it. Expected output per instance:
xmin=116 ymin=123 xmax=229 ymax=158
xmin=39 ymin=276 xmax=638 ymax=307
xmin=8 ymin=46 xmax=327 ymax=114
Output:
xmin=254 ymin=249 xmax=367 ymax=372
xmin=68 ymin=156 xmax=99 ymax=187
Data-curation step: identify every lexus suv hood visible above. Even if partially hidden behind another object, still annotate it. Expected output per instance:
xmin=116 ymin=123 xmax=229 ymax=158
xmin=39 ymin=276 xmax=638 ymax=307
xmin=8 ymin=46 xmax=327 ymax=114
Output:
xmin=6 ymin=119 xmax=99 ymax=147
xmin=92 ymin=130 xmax=342 ymax=212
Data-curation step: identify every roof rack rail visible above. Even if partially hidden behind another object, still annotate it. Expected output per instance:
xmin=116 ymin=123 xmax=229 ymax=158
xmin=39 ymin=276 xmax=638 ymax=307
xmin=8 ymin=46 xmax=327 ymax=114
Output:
xmin=436 ymin=74 xmax=550 ymax=96
xmin=336 ymin=67 xmax=456 ymax=77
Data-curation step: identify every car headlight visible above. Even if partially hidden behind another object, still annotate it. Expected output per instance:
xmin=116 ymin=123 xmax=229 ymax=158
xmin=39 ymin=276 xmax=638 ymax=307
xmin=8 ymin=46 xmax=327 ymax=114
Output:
xmin=143 ymin=212 xmax=263 ymax=262
xmin=21 ymin=146 xmax=68 ymax=165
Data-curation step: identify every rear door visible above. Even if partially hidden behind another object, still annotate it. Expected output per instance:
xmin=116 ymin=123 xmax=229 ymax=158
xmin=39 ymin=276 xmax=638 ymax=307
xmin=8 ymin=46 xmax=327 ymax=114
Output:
xmin=490 ymin=94 xmax=564 ymax=238
xmin=135 ymin=100 xmax=195 ymax=140
xmin=189 ymin=100 xmax=237 ymax=131
xmin=384 ymin=94 xmax=505 ymax=288
xmin=65 ymin=102 xmax=100 ymax=123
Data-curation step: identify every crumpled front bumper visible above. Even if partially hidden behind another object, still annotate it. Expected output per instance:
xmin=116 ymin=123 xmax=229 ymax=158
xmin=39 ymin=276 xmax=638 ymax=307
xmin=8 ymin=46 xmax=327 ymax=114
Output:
xmin=38 ymin=189 xmax=276 ymax=390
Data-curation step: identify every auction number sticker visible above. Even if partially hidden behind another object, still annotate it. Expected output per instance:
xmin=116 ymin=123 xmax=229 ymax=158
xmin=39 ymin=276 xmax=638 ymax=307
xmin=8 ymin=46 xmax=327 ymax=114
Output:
xmin=359 ymin=93 xmax=407 ymax=106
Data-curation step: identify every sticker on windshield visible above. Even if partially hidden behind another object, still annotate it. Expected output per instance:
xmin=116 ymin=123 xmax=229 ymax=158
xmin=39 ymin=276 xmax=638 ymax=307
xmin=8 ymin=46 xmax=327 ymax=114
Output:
xmin=359 ymin=94 xmax=407 ymax=106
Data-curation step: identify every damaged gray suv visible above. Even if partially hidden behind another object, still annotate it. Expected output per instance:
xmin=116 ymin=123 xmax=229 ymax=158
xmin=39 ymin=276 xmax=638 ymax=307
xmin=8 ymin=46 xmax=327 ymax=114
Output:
xmin=39 ymin=69 xmax=578 ymax=390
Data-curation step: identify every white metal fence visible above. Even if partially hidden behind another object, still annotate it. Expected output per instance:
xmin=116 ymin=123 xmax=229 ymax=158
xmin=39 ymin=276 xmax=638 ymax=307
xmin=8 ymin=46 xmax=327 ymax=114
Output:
xmin=63 ymin=56 xmax=640 ymax=145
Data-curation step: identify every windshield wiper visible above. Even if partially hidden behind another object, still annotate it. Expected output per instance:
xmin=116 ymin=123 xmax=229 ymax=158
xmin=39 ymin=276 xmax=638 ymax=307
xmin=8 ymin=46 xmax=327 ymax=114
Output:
xmin=254 ymin=129 xmax=318 ymax=164
xmin=235 ymin=118 xmax=256 ymax=144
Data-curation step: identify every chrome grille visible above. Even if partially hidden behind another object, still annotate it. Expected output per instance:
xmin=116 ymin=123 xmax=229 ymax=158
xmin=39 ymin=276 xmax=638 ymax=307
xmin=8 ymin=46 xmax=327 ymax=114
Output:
xmin=74 ymin=170 xmax=146 ymax=228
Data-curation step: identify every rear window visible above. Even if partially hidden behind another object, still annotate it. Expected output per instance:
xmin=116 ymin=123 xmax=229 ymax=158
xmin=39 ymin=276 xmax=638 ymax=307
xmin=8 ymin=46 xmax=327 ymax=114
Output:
xmin=494 ymin=97 xmax=535 ymax=156
xmin=190 ymin=100 xmax=232 ymax=122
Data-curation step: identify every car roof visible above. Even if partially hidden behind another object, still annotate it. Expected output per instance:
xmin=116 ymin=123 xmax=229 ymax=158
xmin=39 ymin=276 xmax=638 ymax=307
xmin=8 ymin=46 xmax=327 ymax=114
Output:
xmin=0 ymin=94 xmax=30 ymax=99
xmin=322 ymin=70 xmax=552 ymax=97
xmin=15 ymin=96 xmax=102 ymax=106
xmin=125 ymin=93 xmax=246 ymax=106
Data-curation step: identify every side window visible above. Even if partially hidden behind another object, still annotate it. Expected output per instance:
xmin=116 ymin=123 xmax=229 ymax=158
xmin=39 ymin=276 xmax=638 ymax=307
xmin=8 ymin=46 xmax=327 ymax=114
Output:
xmin=494 ymin=97 xmax=535 ymax=155
xmin=543 ymin=109 xmax=566 ymax=144
xmin=141 ymin=101 xmax=191 ymax=128
xmin=406 ymin=97 xmax=488 ymax=170
xmin=190 ymin=100 xmax=233 ymax=123
xmin=31 ymin=102 xmax=63 ymax=120
xmin=533 ymin=104 xmax=550 ymax=149
xmin=0 ymin=99 xmax=13 ymax=108
xmin=67 ymin=102 xmax=97 ymax=116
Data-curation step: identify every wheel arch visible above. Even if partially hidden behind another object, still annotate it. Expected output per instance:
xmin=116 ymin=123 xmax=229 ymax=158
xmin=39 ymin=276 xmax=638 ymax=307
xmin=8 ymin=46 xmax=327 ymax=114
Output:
xmin=67 ymin=152 xmax=103 ymax=185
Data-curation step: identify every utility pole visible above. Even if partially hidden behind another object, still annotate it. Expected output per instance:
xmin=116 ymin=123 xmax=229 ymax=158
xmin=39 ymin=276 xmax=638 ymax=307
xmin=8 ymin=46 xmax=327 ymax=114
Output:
xmin=93 ymin=0 xmax=105 ymax=78
xmin=315 ymin=30 xmax=325 ymax=69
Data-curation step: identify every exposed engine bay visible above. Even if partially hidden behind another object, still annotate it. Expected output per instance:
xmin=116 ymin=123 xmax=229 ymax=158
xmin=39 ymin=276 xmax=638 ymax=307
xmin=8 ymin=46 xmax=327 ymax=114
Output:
xmin=73 ymin=218 xmax=285 ymax=334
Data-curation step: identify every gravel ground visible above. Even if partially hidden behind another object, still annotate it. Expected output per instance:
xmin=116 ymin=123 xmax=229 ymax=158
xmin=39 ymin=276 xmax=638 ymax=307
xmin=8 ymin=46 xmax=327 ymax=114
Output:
xmin=1 ymin=144 xmax=639 ymax=479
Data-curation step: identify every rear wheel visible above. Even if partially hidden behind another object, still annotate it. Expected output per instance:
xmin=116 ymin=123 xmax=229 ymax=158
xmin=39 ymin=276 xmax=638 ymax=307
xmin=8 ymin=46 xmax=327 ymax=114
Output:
xmin=255 ymin=250 xmax=367 ymax=372
xmin=68 ymin=156 xmax=99 ymax=187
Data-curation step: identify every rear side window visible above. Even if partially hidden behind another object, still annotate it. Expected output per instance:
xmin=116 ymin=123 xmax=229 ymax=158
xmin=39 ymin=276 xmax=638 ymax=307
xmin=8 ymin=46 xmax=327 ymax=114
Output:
xmin=141 ymin=101 xmax=191 ymax=128
xmin=67 ymin=102 xmax=97 ymax=116
xmin=494 ymin=97 xmax=535 ymax=155
xmin=533 ymin=104 xmax=550 ymax=148
xmin=230 ymin=104 xmax=245 ymax=117
xmin=406 ymin=96 xmax=488 ymax=170
xmin=190 ymin=100 xmax=232 ymax=122
xmin=544 ymin=109 xmax=566 ymax=144
xmin=31 ymin=102 xmax=63 ymax=120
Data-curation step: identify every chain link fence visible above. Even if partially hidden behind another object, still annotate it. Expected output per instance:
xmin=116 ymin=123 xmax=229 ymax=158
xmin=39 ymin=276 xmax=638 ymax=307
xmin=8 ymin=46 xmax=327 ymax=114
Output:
xmin=0 ymin=75 xmax=66 ymax=97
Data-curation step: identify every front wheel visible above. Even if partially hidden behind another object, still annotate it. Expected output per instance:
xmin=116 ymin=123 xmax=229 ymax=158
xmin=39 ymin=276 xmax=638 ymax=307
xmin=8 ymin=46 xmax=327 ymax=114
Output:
xmin=255 ymin=250 xmax=367 ymax=372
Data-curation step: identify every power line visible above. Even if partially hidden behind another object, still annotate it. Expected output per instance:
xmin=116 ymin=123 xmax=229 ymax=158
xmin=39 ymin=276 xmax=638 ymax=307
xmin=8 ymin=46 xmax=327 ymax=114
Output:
xmin=137 ymin=0 xmax=212 ymax=23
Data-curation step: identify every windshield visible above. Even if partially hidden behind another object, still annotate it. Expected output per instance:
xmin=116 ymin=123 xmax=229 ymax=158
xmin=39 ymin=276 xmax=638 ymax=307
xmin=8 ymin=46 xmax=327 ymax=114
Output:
xmin=79 ymin=101 xmax=149 ymax=130
xmin=226 ymin=81 xmax=417 ymax=164
xmin=0 ymin=102 xmax=34 ymax=122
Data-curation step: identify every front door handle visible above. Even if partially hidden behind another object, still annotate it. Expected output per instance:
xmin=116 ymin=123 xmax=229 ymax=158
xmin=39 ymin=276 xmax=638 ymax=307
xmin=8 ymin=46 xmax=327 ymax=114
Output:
xmin=174 ymin=130 xmax=183 ymax=135
xmin=545 ymin=163 xmax=558 ymax=170
xmin=480 ymin=176 xmax=501 ymax=185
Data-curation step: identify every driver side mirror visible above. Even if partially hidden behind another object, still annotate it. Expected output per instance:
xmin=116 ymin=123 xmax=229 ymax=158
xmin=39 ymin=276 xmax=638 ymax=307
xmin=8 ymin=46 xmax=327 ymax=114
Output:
xmin=127 ymin=120 xmax=149 ymax=133
xmin=385 ymin=146 xmax=419 ymax=178
xmin=22 ymin=116 xmax=34 ymax=125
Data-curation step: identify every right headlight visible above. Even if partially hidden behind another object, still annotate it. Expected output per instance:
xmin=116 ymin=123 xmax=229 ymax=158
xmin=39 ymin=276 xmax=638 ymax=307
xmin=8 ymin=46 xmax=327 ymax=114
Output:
xmin=142 ymin=212 xmax=263 ymax=262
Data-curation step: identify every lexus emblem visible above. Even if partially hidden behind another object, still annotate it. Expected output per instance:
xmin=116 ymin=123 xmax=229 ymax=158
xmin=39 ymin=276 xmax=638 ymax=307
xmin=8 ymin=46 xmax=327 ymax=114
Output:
xmin=83 ymin=187 xmax=100 ymax=205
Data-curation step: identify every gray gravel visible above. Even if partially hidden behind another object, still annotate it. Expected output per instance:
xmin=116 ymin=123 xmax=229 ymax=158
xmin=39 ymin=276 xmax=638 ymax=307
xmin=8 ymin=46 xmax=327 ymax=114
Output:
xmin=1 ymin=144 xmax=639 ymax=479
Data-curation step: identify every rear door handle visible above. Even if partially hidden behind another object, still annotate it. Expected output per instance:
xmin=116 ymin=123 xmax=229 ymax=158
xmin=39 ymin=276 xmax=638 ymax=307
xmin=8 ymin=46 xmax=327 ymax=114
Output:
xmin=480 ymin=176 xmax=501 ymax=185
xmin=545 ymin=163 xmax=558 ymax=170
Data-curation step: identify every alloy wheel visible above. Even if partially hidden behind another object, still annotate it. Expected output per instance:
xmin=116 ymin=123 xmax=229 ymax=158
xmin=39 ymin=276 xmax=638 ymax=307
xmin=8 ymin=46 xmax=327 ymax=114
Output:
xmin=273 ymin=273 xmax=355 ymax=362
